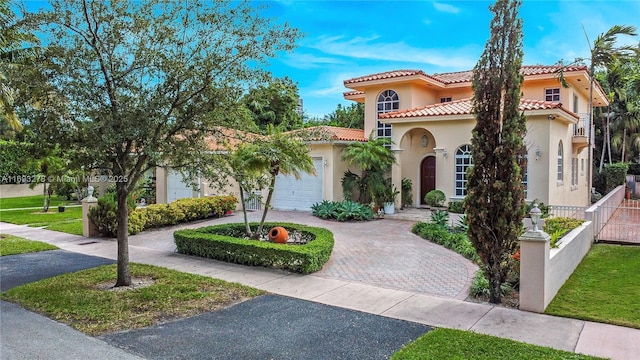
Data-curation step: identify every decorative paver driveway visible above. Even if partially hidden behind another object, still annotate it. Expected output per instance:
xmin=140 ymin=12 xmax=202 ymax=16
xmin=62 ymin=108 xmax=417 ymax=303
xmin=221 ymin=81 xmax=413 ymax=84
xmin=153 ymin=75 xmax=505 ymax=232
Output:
xmin=129 ymin=210 xmax=478 ymax=300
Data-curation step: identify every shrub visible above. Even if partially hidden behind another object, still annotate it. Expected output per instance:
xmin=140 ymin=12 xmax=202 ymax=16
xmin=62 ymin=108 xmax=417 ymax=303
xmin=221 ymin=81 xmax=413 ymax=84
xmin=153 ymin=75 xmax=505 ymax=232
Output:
xmin=311 ymin=200 xmax=373 ymax=221
xmin=524 ymin=200 xmax=549 ymax=218
xmin=430 ymin=210 xmax=449 ymax=227
xmin=603 ymin=162 xmax=629 ymax=194
xmin=448 ymin=200 xmax=464 ymax=214
xmin=469 ymin=270 xmax=512 ymax=298
xmin=174 ymin=222 xmax=334 ymax=273
xmin=401 ymin=178 xmax=413 ymax=208
xmin=88 ymin=193 xmax=137 ymax=237
xmin=128 ymin=208 xmax=147 ymax=235
xmin=628 ymin=163 xmax=640 ymax=175
xmin=543 ymin=217 xmax=584 ymax=248
xmin=424 ymin=189 xmax=445 ymax=207
xmin=411 ymin=222 xmax=479 ymax=263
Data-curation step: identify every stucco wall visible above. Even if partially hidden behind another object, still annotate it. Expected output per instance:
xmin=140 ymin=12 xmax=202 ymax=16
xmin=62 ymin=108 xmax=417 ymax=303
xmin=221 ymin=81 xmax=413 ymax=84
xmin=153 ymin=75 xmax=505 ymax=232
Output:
xmin=546 ymin=221 xmax=594 ymax=307
xmin=0 ymin=183 xmax=45 ymax=198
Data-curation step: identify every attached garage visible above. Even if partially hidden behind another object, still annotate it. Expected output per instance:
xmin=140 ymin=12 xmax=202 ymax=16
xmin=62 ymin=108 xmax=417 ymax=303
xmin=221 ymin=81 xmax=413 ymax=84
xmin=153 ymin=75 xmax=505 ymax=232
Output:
xmin=166 ymin=170 xmax=195 ymax=203
xmin=272 ymin=157 xmax=324 ymax=211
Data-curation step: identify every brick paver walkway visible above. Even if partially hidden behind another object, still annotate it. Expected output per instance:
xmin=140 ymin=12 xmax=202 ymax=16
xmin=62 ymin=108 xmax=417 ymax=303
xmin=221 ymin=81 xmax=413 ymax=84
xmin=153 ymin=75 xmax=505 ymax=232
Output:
xmin=129 ymin=210 xmax=478 ymax=300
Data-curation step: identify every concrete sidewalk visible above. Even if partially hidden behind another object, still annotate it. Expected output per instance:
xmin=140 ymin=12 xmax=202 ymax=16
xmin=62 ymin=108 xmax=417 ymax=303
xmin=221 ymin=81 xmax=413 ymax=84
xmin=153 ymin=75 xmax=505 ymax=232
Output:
xmin=1 ymin=219 xmax=639 ymax=360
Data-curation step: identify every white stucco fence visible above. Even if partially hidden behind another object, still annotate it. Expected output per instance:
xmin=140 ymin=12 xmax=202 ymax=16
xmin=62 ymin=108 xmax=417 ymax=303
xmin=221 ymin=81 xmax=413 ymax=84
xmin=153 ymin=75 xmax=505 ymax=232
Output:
xmin=520 ymin=185 xmax=625 ymax=313
xmin=0 ymin=184 xmax=45 ymax=199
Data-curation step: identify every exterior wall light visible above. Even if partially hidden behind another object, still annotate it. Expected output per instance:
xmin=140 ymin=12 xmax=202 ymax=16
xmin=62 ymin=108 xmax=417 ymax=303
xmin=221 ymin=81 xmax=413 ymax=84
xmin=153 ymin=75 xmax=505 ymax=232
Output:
xmin=530 ymin=203 xmax=542 ymax=231
xmin=442 ymin=149 xmax=448 ymax=158
xmin=421 ymin=134 xmax=428 ymax=147
xmin=535 ymin=146 xmax=541 ymax=161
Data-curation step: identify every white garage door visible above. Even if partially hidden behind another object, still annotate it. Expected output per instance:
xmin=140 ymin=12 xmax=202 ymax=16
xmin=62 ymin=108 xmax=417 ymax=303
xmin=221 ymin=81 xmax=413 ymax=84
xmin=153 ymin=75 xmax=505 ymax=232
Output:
xmin=167 ymin=170 xmax=195 ymax=203
xmin=272 ymin=157 xmax=323 ymax=211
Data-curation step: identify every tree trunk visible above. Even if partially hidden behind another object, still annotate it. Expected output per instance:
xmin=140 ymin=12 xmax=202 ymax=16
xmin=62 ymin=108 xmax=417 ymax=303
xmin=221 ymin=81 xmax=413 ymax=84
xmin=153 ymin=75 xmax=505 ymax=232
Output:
xmin=255 ymin=174 xmax=276 ymax=239
xmin=42 ymin=181 xmax=49 ymax=212
xmin=599 ymin=109 xmax=607 ymax=172
xmin=115 ymin=184 xmax=131 ymax=287
xmin=238 ymin=187 xmax=253 ymax=237
xmin=622 ymin=128 xmax=627 ymax=162
xmin=488 ymin=267 xmax=502 ymax=304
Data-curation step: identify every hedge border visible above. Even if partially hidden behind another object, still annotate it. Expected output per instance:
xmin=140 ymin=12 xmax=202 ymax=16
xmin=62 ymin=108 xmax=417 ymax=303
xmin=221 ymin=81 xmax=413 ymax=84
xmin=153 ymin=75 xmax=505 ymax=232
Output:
xmin=174 ymin=222 xmax=334 ymax=274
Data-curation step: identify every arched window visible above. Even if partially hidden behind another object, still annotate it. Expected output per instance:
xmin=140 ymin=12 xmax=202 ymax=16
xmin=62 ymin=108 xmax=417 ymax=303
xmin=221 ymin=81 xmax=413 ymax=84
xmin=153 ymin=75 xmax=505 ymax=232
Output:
xmin=455 ymin=144 xmax=473 ymax=197
xmin=376 ymin=90 xmax=398 ymax=142
xmin=557 ymin=141 xmax=564 ymax=182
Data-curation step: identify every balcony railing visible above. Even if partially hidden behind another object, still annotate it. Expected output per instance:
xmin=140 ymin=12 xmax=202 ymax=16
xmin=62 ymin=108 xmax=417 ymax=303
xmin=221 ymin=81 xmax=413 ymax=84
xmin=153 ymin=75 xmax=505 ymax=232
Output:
xmin=573 ymin=113 xmax=589 ymax=137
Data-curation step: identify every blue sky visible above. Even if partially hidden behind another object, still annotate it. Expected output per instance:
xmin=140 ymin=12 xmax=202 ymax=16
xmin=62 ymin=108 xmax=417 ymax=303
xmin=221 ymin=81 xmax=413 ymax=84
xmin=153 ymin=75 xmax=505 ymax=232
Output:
xmin=22 ymin=0 xmax=640 ymax=119
xmin=257 ymin=0 xmax=640 ymax=119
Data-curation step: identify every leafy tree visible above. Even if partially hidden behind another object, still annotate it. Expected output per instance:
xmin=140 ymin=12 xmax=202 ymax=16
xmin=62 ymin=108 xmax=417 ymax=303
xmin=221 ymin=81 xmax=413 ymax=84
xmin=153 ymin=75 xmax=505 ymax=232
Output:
xmin=323 ymin=103 xmax=365 ymax=129
xmin=341 ymin=132 xmax=396 ymax=205
xmin=0 ymin=0 xmax=39 ymax=135
xmin=464 ymin=0 xmax=527 ymax=304
xmin=25 ymin=0 xmax=299 ymax=286
xmin=28 ymin=145 xmax=65 ymax=212
xmin=607 ymin=60 xmax=640 ymax=162
xmin=242 ymin=77 xmax=302 ymax=132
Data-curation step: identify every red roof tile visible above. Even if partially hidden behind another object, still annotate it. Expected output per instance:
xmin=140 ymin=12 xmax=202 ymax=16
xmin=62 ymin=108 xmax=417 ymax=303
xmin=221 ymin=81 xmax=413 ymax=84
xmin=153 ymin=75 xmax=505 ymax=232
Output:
xmin=344 ymin=70 xmax=427 ymax=85
xmin=343 ymin=90 xmax=364 ymax=97
xmin=344 ymin=65 xmax=590 ymax=86
xmin=378 ymin=98 xmax=578 ymax=119
xmin=300 ymin=126 xmax=367 ymax=142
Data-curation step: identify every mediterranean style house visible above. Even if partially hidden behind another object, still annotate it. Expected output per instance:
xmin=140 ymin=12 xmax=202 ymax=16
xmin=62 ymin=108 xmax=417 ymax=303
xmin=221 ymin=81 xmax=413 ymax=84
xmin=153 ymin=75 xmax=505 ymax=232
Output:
xmin=151 ymin=65 xmax=607 ymax=211
xmin=342 ymin=65 xmax=608 ymax=208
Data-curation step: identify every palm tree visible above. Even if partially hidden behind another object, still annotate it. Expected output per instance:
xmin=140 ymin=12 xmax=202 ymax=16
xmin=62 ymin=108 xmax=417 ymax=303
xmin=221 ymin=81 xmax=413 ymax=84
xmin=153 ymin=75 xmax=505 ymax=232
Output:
xmin=252 ymin=130 xmax=315 ymax=238
xmin=0 ymin=0 xmax=39 ymax=134
xmin=341 ymin=132 xmax=396 ymax=204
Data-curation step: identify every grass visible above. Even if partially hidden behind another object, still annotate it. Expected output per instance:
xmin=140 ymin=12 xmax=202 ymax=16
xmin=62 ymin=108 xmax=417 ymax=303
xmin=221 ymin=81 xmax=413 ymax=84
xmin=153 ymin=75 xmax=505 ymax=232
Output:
xmin=0 ymin=234 xmax=58 ymax=256
xmin=0 ymin=207 xmax=83 ymax=235
xmin=0 ymin=195 xmax=70 ymax=210
xmin=545 ymin=244 xmax=640 ymax=329
xmin=1 ymin=263 xmax=264 ymax=336
xmin=391 ymin=328 xmax=603 ymax=360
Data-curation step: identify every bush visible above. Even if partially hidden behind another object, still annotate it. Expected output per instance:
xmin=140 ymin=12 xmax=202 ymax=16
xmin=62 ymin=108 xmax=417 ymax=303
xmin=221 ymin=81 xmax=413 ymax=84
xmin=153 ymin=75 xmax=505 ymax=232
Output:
xmin=411 ymin=222 xmax=479 ymax=263
xmin=469 ymin=270 xmax=512 ymax=298
xmin=448 ymin=200 xmax=464 ymax=214
xmin=603 ymin=162 xmax=629 ymax=194
xmin=88 ymin=193 xmax=137 ymax=237
xmin=0 ymin=140 xmax=38 ymax=184
xmin=424 ymin=190 xmax=445 ymax=207
xmin=401 ymin=178 xmax=413 ymax=208
xmin=311 ymin=200 xmax=373 ymax=221
xmin=543 ymin=217 xmax=584 ymax=248
xmin=174 ymin=222 xmax=334 ymax=273
xmin=628 ymin=163 xmax=640 ymax=175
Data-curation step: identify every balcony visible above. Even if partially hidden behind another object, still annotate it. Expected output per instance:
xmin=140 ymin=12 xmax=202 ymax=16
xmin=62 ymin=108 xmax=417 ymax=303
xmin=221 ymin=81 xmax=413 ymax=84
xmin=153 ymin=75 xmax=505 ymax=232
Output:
xmin=572 ymin=113 xmax=589 ymax=153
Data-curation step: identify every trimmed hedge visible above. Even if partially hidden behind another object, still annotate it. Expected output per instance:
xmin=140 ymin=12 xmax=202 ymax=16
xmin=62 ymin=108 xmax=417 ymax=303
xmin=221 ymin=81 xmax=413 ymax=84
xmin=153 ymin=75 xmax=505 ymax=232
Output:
xmin=174 ymin=222 xmax=334 ymax=274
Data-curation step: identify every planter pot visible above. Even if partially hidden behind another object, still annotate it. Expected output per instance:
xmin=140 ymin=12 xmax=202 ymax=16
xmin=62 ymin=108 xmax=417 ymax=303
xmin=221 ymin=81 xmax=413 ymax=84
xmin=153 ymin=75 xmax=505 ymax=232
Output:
xmin=269 ymin=226 xmax=289 ymax=243
xmin=58 ymin=206 xmax=65 ymax=213
xmin=626 ymin=189 xmax=632 ymax=199
xmin=383 ymin=202 xmax=395 ymax=214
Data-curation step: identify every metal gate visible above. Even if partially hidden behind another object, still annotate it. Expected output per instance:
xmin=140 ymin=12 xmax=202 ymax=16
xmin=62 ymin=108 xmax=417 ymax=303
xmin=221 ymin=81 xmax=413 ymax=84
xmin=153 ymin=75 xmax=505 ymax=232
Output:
xmin=596 ymin=199 xmax=640 ymax=245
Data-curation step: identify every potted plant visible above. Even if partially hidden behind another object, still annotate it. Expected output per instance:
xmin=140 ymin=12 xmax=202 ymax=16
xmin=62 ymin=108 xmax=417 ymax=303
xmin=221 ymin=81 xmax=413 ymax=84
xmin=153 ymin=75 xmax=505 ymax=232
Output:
xmin=381 ymin=186 xmax=400 ymax=214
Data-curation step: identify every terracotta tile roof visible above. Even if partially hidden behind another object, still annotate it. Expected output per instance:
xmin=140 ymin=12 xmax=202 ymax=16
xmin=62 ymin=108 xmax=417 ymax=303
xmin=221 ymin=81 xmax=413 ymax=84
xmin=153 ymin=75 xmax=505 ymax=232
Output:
xmin=378 ymin=98 xmax=578 ymax=119
xmin=344 ymin=70 xmax=427 ymax=85
xmin=344 ymin=65 xmax=590 ymax=87
xmin=291 ymin=126 xmax=367 ymax=142
xmin=344 ymin=90 xmax=364 ymax=97
xmin=204 ymin=127 xmax=263 ymax=151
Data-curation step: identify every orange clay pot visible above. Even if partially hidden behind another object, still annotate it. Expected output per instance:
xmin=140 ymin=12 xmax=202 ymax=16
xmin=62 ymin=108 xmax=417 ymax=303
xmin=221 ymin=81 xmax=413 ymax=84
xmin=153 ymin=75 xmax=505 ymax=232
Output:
xmin=269 ymin=226 xmax=289 ymax=243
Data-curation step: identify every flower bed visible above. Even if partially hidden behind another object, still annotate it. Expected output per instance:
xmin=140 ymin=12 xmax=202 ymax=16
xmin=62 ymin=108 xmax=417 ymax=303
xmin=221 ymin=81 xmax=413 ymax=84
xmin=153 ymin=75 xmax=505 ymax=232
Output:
xmin=174 ymin=222 xmax=334 ymax=274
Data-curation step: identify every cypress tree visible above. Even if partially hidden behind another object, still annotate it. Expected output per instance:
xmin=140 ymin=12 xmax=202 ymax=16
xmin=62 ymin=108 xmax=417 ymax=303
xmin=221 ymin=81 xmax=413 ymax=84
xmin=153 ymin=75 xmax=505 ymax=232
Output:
xmin=465 ymin=0 xmax=528 ymax=304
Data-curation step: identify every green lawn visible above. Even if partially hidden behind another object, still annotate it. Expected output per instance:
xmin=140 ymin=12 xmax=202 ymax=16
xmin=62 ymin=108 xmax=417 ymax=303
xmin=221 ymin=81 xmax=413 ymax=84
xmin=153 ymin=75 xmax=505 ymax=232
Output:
xmin=546 ymin=244 xmax=640 ymax=329
xmin=391 ymin=328 xmax=602 ymax=360
xmin=1 ymin=263 xmax=264 ymax=336
xmin=0 ymin=207 xmax=83 ymax=236
xmin=0 ymin=195 xmax=71 ymax=210
xmin=0 ymin=234 xmax=58 ymax=256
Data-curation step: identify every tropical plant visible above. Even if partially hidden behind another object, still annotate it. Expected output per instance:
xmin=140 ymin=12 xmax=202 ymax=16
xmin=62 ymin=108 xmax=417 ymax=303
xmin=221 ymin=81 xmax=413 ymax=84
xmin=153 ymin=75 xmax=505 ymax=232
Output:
xmin=401 ymin=178 xmax=413 ymax=208
xmin=311 ymin=200 xmax=338 ymax=219
xmin=23 ymin=0 xmax=299 ymax=286
xmin=311 ymin=200 xmax=373 ymax=221
xmin=424 ymin=189 xmax=446 ymax=207
xmin=242 ymin=77 xmax=303 ymax=132
xmin=464 ymin=0 xmax=528 ymax=304
xmin=341 ymin=131 xmax=396 ymax=204
xmin=430 ymin=210 xmax=449 ymax=227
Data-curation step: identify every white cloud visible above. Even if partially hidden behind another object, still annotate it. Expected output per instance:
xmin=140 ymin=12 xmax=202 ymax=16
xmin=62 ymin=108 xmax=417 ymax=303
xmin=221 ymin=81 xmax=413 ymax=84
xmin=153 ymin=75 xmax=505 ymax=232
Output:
xmin=281 ymin=53 xmax=346 ymax=69
xmin=305 ymin=35 xmax=477 ymax=69
xmin=423 ymin=19 xmax=432 ymax=25
xmin=433 ymin=2 xmax=460 ymax=14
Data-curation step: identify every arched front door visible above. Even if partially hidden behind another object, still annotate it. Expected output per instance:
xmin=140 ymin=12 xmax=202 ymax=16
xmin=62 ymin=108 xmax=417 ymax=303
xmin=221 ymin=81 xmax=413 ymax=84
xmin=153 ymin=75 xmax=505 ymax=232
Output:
xmin=420 ymin=156 xmax=436 ymax=205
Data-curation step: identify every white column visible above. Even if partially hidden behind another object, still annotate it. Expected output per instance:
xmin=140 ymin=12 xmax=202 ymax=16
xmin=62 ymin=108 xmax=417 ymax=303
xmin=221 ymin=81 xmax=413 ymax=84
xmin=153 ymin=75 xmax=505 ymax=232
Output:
xmin=519 ymin=229 xmax=550 ymax=313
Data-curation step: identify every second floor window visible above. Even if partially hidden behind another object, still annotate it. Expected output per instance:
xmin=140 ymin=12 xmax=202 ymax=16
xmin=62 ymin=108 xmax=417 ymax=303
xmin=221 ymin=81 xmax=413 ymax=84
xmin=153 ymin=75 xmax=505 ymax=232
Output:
xmin=557 ymin=141 xmax=564 ymax=182
xmin=546 ymin=88 xmax=560 ymax=102
xmin=455 ymin=144 xmax=473 ymax=197
xmin=440 ymin=97 xmax=452 ymax=103
xmin=377 ymin=90 xmax=398 ymax=142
